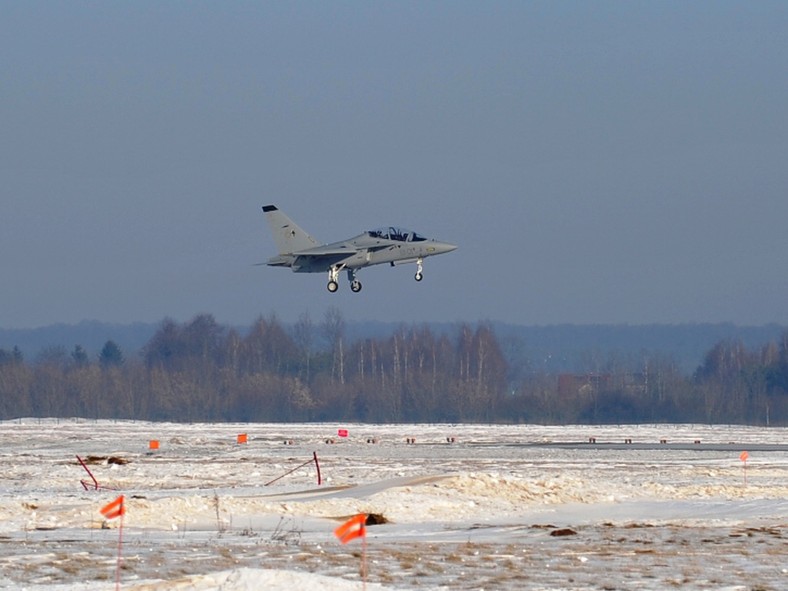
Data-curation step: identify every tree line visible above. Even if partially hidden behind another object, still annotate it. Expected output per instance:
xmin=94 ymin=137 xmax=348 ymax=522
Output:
xmin=0 ymin=312 xmax=786 ymax=425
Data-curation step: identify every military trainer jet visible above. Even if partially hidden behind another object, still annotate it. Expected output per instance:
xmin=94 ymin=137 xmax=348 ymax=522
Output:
xmin=262 ymin=205 xmax=457 ymax=293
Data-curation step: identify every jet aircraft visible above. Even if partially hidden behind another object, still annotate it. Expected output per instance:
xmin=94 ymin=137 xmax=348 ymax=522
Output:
xmin=262 ymin=205 xmax=457 ymax=293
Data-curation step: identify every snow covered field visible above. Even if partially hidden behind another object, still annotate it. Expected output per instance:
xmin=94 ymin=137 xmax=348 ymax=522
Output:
xmin=1 ymin=420 xmax=786 ymax=590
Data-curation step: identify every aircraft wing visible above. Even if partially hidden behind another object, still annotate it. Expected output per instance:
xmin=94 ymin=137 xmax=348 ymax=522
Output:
xmin=293 ymin=245 xmax=358 ymax=256
xmin=362 ymin=243 xmax=393 ymax=252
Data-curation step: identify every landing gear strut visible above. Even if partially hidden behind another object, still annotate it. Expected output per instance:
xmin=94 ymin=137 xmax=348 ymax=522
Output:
xmin=327 ymin=265 xmax=344 ymax=293
xmin=414 ymin=257 xmax=424 ymax=282
xmin=348 ymin=269 xmax=362 ymax=293
xmin=326 ymin=265 xmax=363 ymax=293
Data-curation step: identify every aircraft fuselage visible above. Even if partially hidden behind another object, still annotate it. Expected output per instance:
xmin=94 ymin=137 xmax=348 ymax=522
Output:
xmin=261 ymin=206 xmax=457 ymax=292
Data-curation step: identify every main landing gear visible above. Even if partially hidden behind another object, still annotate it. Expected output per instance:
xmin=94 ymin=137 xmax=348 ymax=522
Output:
xmin=327 ymin=265 xmax=341 ymax=292
xmin=349 ymin=268 xmax=362 ymax=293
xmin=326 ymin=258 xmax=426 ymax=292
xmin=326 ymin=266 xmax=363 ymax=293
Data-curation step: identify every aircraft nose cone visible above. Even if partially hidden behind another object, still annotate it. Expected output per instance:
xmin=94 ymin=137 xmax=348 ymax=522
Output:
xmin=433 ymin=241 xmax=458 ymax=255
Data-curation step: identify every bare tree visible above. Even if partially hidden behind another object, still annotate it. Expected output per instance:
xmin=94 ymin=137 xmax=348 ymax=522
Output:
xmin=293 ymin=312 xmax=315 ymax=382
xmin=322 ymin=307 xmax=346 ymax=384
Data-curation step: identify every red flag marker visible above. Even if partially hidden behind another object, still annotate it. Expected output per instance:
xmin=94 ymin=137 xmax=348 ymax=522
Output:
xmin=100 ymin=495 xmax=125 ymax=520
xmin=334 ymin=514 xmax=366 ymax=544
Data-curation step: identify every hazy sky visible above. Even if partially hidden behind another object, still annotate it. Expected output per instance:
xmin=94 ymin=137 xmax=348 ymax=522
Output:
xmin=2 ymin=2 xmax=787 ymax=329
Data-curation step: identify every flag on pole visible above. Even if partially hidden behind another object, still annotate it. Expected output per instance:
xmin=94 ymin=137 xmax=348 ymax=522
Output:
xmin=334 ymin=514 xmax=366 ymax=544
xmin=740 ymin=450 xmax=750 ymax=486
xmin=100 ymin=495 xmax=125 ymax=520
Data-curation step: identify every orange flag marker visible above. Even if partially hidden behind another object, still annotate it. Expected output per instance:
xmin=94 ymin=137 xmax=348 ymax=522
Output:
xmin=334 ymin=514 xmax=367 ymax=544
xmin=740 ymin=450 xmax=750 ymax=486
xmin=100 ymin=495 xmax=125 ymax=520
xmin=99 ymin=494 xmax=127 ymax=591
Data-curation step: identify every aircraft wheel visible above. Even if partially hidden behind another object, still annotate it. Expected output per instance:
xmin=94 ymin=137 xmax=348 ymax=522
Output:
xmin=327 ymin=281 xmax=339 ymax=293
xmin=351 ymin=280 xmax=362 ymax=293
xmin=415 ymin=272 xmax=423 ymax=282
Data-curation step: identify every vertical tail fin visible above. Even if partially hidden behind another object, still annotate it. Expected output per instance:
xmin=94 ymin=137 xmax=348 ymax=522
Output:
xmin=262 ymin=205 xmax=319 ymax=254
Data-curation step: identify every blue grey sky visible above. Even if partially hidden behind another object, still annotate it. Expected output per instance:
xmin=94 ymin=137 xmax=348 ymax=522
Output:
xmin=2 ymin=2 xmax=787 ymax=329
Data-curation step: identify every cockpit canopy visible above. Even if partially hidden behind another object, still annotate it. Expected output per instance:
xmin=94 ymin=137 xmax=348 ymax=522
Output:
xmin=368 ymin=227 xmax=427 ymax=242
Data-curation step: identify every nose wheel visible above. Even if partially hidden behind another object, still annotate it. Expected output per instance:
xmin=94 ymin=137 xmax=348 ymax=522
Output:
xmin=414 ymin=257 xmax=424 ymax=281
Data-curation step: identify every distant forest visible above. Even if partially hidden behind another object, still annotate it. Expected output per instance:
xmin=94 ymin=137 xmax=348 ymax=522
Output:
xmin=1 ymin=312 xmax=787 ymax=425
